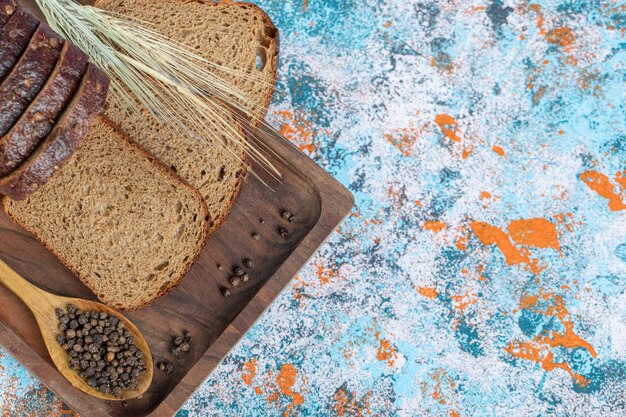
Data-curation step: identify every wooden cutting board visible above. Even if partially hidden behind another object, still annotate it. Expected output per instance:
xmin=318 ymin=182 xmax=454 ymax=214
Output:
xmin=0 ymin=119 xmax=354 ymax=416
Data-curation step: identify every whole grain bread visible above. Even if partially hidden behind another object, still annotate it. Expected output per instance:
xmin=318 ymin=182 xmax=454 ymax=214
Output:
xmin=4 ymin=117 xmax=211 ymax=310
xmin=0 ymin=0 xmax=17 ymax=28
xmin=0 ymin=42 xmax=88 ymax=176
xmin=95 ymin=0 xmax=279 ymax=128
xmin=94 ymin=0 xmax=279 ymax=232
xmin=0 ymin=23 xmax=63 ymax=137
xmin=0 ymin=64 xmax=108 ymax=200
xmin=0 ymin=8 xmax=38 ymax=80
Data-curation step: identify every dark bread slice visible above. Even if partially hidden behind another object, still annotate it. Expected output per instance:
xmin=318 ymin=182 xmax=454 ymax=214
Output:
xmin=4 ymin=117 xmax=211 ymax=310
xmin=0 ymin=42 xmax=88 ymax=176
xmin=0 ymin=8 xmax=38 ymax=80
xmin=0 ymin=23 xmax=64 ymax=136
xmin=0 ymin=0 xmax=17 ymax=28
xmin=0 ymin=64 xmax=109 ymax=200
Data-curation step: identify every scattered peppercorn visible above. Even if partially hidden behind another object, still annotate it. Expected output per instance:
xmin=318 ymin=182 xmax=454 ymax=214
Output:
xmin=158 ymin=361 xmax=174 ymax=374
xmin=281 ymin=210 xmax=295 ymax=223
xmin=233 ymin=266 xmax=245 ymax=277
xmin=252 ymin=232 xmax=261 ymax=240
xmin=279 ymin=227 xmax=289 ymax=238
xmin=217 ymin=263 xmax=224 ymax=271
xmin=55 ymin=305 xmax=146 ymax=398
xmin=259 ymin=218 xmax=265 ymax=224
xmin=243 ymin=259 xmax=254 ymax=269
xmin=221 ymin=288 xmax=232 ymax=298
xmin=241 ymin=273 xmax=250 ymax=283
xmin=230 ymin=276 xmax=242 ymax=287
xmin=173 ymin=336 xmax=183 ymax=347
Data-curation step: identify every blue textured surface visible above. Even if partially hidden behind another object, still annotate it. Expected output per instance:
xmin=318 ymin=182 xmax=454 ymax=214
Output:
xmin=2 ymin=0 xmax=626 ymax=416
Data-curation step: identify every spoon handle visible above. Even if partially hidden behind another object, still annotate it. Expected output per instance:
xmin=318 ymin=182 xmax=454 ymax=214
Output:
xmin=0 ymin=258 xmax=49 ymax=309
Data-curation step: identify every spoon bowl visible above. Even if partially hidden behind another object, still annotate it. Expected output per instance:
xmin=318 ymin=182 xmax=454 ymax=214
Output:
xmin=0 ymin=259 xmax=153 ymax=400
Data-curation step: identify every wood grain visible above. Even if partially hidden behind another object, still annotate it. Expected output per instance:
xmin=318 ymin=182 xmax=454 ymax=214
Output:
xmin=0 ymin=120 xmax=354 ymax=416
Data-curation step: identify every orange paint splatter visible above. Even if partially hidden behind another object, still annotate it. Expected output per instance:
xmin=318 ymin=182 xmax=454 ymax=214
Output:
xmin=423 ymin=220 xmax=447 ymax=233
xmin=507 ymin=218 xmax=561 ymax=253
xmin=546 ymin=27 xmax=575 ymax=49
xmin=241 ymin=358 xmax=257 ymax=386
xmin=492 ymin=146 xmax=506 ymax=157
xmin=276 ymin=110 xmax=318 ymax=154
xmin=471 ymin=218 xmax=561 ymax=274
xmin=383 ymin=21 xmax=392 ymax=28
xmin=529 ymin=4 xmax=546 ymax=35
xmin=451 ymin=291 xmax=477 ymax=314
xmin=276 ymin=364 xmax=305 ymax=416
xmin=480 ymin=191 xmax=492 ymax=200
xmin=616 ymin=171 xmax=626 ymax=189
xmin=455 ymin=232 xmax=468 ymax=251
xmin=435 ymin=114 xmax=462 ymax=142
xmin=314 ymin=259 xmax=338 ymax=286
xmin=384 ymin=125 xmax=422 ymax=157
xmin=375 ymin=332 xmax=399 ymax=366
xmin=332 ymin=388 xmax=372 ymax=417
xmin=417 ymin=286 xmax=439 ymax=299
xmin=505 ymin=341 xmax=589 ymax=386
xmin=462 ymin=146 xmax=473 ymax=159
xmin=580 ymin=170 xmax=626 ymax=211
xmin=508 ymin=291 xmax=597 ymax=387
xmin=470 ymin=221 xmax=541 ymax=274
xmin=421 ymin=369 xmax=461 ymax=415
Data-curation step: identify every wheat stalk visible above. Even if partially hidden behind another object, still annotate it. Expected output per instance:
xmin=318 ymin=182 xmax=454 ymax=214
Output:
xmin=34 ymin=0 xmax=282 ymax=181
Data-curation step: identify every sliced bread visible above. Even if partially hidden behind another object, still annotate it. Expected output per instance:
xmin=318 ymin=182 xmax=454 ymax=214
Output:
xmin=0 ymin=0 xmax=17 ymax=28
xmin=0 ymin=8 xmax=38 ymax=80
xmin=95 ymin=0 xmax=279 ymax=128
xmin=95 ymin=0 xmax=279 ymax=232
xmin=0 ymin=64 xmax=108 ymax=200
xmin=0 ymin=42 xmax=88 ymax=176
xmin=0 ymin=23 xmax=63 ymax=137
xmin=4 ymin=117 xmax=211 ymax=310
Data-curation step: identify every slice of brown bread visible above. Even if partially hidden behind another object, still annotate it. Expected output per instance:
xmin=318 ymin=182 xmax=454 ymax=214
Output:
xmin=95 ymin=0 xmax=279 ymax=128
xmin=0 ymin=8 xmax=38 ymax=80
xmin=95 ymin=0 xmax=279 ymax=232
xmin=0 ymin=23 xmax=63 ymax=136
xmin=0 ymin=64 xmax=109 ymax=200
xmin=0 ymin=42 xmax=88 ymax=176
xmin=0 ymin=0 xmax=17 ymax=28
xmin=4 ymin=117 xmax=211 ymax=310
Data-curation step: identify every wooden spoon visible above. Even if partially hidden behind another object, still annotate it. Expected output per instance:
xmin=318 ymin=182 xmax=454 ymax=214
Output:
xmin=0 ymin=259 xmax=153 ymax=400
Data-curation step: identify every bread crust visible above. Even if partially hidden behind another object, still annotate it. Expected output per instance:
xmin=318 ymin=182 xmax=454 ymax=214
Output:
xmin=0 ymin=64 xmax=109 ymax=200
xmin=0 ymin=42 xmax=88 ymax=176
xmin=0 ymin=0 xmax=17 ymax=28
xmin=0 ymin=8 xmax=39 ymax=81
xmin=3 ymin=116 xmax=212 ymax=311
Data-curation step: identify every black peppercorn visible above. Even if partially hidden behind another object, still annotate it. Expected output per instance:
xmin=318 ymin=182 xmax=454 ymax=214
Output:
xmin=252 ymin=232 xmax=261 ymax=240
xmin=243 ymin=259 xmax=254 ymax=269
xmin=281 ymin=210 xmax=295 ymax=223
xmin=230 ymin=276 xmax=242 ymax=287
xmin=56 ymin=304 xmax=146 ymax=397
xmin=279 ymin=227 xmax=289 ymax=238
xmin=221 ymin=288 xmax=232 ymax=298
xmin=241 ymin=273 xmax=250 ymax=283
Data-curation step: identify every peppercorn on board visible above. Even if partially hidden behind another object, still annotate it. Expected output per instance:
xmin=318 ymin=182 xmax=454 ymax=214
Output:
xmin=0 ymin=122 xmax=354 ymax=417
